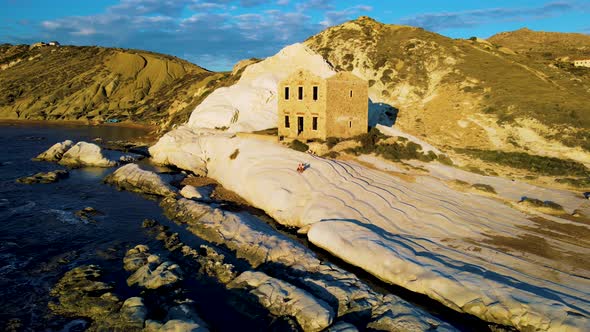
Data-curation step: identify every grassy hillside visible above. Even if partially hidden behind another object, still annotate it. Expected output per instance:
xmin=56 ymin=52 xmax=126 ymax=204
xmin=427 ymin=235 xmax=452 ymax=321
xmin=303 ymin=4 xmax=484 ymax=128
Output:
xmin=0 ymin=44 xmax=240 ymax=130
xmin=305 ymin=17 xmax=590 ymax=163
xmin=488 ymin=28 xmax=590 ymax=59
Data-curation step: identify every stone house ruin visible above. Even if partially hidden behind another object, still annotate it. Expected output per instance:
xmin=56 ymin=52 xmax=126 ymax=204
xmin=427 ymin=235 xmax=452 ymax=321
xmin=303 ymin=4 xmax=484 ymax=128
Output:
xmin=278 ymin=70 xmax=368 ymax=141
xmin=573 ymin=59 xmax=590 ymax=68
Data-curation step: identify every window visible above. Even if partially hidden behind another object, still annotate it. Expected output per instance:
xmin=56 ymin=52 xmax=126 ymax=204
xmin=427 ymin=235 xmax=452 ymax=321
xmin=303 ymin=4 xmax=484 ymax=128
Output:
xmin=284 ymin=87 xmax=290 ymax=100
xmin=349 ymin=121 xmax=352 ymax=128
xmin=313 ymin=86 xmax=318 ymax=100
xmin=312 ymin=117 xmax=318 ymax=130
xmin=298 ymin=116 xmax=304 ymax=134
xmin=298 ymin=86 xmax=303 ymax=100
xmin=285 ymin=115 xmax=290 ymax=128
xmin=350 ymin=90 xmax=353 ymax=98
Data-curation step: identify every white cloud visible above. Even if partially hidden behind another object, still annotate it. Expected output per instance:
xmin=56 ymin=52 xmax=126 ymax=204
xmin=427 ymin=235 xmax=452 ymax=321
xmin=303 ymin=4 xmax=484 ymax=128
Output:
xmin=19 ymin=0 xmax=372 ymax=70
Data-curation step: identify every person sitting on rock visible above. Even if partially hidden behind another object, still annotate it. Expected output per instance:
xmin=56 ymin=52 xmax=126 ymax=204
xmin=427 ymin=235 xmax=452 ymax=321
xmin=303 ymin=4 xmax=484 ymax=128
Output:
xmin=297 ymin=163 xmax=305 ymax=173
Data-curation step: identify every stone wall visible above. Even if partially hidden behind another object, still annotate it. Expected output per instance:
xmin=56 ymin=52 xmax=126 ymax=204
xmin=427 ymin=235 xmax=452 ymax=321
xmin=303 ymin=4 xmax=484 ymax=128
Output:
xmin=325 ymin=73 xmax=368 ymax=139
xmin=278 ymin=70 xmax=368 ymax=141
xmin=278 ymin=70 xmax=327 ymax=140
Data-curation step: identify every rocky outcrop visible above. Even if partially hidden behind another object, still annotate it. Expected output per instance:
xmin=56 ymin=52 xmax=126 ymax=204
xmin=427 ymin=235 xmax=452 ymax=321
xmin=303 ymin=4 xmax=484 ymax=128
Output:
xmin=228 ymin=271 xmax=334 ymax=332
xmin=59 ymin=142 xmax=117 ymax=167
xmin=104 ymin=163 xmax=177 ymax=197
xmin=124 ymin=246 xmax=183 ymax=290
xmin=16 ymin=169 xmax=68 ymax=184
xmin=160 ymin=197 xmax=454 ymax=331
xmin=49 ymin=265 xmax=148 ymax=331
xmin=152 ymin=129 xmax=590 ymax=331
xmin=33 ymin=140 xmax=74 ymax=161
xmin=145 ymin=301 xmax=209 ymax=332
xmin=180 ymin=185 xmax=213 ymax=201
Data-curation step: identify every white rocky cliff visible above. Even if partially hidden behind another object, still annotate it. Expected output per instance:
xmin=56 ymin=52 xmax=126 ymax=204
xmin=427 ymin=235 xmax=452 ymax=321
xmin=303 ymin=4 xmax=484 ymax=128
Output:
xmin=149 ymin=43 xmax=590 ymax=331
xmin=187 ymin=43 xmax=335 ymax=132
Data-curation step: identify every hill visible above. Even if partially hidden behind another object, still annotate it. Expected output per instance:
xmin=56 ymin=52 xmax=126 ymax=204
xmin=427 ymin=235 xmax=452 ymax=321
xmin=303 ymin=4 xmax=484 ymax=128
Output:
xmin=488 ymin=27 xmax=590 ymax=59
xmin=0 ymin=44 xmax=241 ymax=129
xmin=305 ymin=17 xmax=590 ymax=164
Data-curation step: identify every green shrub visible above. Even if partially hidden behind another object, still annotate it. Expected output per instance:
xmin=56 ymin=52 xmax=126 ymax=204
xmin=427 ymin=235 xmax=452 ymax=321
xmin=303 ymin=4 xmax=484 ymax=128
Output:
xmin=322 ymin=151 xmax=340 ymax=159
xmin=472 ymin=183 xmax=496 ymax=194
xmin=520 ymin=197 xmax=564 ymax=211
xmin=437 ymin=154 xmax=454 ymax=166
xmin=289 ymin=140 xmax=309 ymax=152
xmin=326 ymin=137 xmax=341 ymax=149
xmin=457 ymin=149 xmax=590 ymax=177
xmin=555 ymin=177 xmax=590 ymax=188
xmin=356 ymin=127 xmax=386 ymax=153
xmin=229 ymin=149 xmax=239 ymax=160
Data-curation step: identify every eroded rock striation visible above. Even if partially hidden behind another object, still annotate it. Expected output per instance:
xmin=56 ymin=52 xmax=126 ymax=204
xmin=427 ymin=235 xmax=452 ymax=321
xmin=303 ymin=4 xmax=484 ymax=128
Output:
xmin=151 ymin=128 xmax=590 ymax=331
xmin=228 ymin=271 xmax=334 ymax=332
xmin=160 ymin=197 xmax=454 ymax=331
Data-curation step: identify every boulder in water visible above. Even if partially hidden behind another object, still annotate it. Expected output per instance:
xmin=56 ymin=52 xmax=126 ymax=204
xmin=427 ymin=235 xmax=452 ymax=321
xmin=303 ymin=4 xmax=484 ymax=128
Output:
xmin=105 ymin=163 xmax=177 ymax=197
xmin=33 ymin=140 xmax=74 ymax=162
xmin=16 ymin=169 xmax=68 ymax=184
xmin=59 ymin=142 xmax=117 ymax=167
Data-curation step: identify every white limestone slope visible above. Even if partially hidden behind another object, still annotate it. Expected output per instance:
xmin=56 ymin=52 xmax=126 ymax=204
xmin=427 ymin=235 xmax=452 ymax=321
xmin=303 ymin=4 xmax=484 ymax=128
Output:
xmin=187 ymin=43 xmax=335 ymax=132
xmin=150 ymin=127 xmax=590 ymax=331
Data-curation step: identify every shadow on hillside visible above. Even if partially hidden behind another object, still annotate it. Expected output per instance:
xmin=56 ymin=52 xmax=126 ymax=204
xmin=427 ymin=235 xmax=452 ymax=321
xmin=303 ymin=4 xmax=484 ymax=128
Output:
xmin=368 ymin=99 xmax=398 ymax=127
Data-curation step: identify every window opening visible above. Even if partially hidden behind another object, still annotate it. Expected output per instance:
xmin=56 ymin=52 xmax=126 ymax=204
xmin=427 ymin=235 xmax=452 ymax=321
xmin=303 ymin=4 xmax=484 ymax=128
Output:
xmin=298 ymin=117 xmax=304 ymax=134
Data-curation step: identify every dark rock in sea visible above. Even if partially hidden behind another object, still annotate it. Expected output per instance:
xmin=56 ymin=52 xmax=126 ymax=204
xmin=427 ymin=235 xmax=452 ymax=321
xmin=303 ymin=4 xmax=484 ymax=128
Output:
xmin=16 ymin=169 xmax=68 ymax=184
xmin=142 ymin=218 xmax=157 ymax=228
xmin=49 ymin=265 xmax=152 ymax=331
xmin=74 ymin=207 xmax=104 ymax=223
xmin=123 ymin=245 xmax=152 ymax=272
xmin=48 ymin=265 xmax=120 ymax=321
xmin=4 ymin=318 xmax=23 ymax=332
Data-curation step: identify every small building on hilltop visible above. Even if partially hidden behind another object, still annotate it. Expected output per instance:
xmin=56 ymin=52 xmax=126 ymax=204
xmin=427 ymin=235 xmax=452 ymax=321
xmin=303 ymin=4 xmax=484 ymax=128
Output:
xmin=573 ymin=58 xmax=590 ymax=68
xmin=48 ymin=41 xmax=61 ymax=47
xmin=278 ymin=70 xmax=368 ymax=141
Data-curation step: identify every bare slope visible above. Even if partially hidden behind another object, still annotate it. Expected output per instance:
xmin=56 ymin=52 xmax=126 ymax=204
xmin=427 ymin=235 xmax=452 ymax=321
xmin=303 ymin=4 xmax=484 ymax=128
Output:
xmin=305 ymin=17 xmax=590 ymax=163
xmin=0 ymin=44 xmax=239 ymax=129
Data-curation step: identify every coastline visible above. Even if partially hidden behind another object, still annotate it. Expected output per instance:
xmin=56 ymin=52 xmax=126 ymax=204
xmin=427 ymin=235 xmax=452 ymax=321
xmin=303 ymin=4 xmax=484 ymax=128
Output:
xmin=0 ymin=119 xmax=160 ymax=144
xmin=0 ymin=118 xmax=157 ymax=131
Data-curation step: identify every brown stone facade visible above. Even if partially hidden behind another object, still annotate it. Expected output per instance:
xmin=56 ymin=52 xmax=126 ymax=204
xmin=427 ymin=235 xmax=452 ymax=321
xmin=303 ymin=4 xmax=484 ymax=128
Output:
xmin=278 ymin=70 xmax=368 ymax=141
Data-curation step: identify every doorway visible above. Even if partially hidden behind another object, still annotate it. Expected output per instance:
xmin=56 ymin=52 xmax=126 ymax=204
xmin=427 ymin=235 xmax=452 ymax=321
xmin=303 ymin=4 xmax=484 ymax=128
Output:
xmin=298 ymin=116 xmax=304 ymax=135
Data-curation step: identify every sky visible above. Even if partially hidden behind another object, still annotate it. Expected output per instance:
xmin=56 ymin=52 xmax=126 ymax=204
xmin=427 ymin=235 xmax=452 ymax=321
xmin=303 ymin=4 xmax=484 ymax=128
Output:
xmin=1 ymin=0 xmax=589 ymax=71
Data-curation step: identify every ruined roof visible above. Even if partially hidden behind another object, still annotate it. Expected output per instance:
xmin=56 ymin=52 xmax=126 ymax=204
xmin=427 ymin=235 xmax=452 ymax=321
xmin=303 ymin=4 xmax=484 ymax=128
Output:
xmin=280 ymin=69 xmax=365 ymax=83
xmin=326 ymin=71 xmax=365 ymax=82
xmin=282 ymin=68 xmax=323 ymax=82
